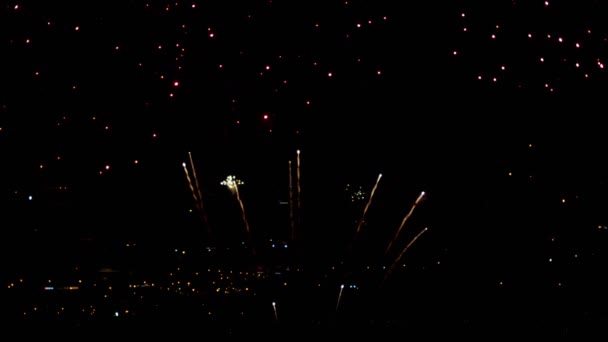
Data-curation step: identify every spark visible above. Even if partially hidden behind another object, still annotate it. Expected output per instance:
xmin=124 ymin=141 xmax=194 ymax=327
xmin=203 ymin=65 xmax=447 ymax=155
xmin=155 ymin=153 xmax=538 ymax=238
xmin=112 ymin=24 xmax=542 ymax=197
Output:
xmin=354 ymin=173 xmax=382 ymax=241
xmin=383 ymin=227 xmax=429 ymax=285
xmin=384 ymin=191 xmax=426 ymax=257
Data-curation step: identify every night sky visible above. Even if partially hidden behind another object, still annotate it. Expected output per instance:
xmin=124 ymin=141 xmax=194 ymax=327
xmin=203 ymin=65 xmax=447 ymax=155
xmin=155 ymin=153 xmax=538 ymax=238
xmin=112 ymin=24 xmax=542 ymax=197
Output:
xmin=3 ymin=1 xmax=608 ymax=328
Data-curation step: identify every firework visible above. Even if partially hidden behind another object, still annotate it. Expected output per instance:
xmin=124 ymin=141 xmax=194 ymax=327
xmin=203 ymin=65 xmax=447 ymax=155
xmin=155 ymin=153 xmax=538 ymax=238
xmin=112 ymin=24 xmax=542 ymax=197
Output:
xmin=289 ymin=160 xmax=295 ymax=241
xmin=383 ymin=227 xmax=429 ymax=285
xmin=296 ymin=150 xmax=301 ymax=229
xmin=272 ymin=301 xmax=278 ymax=321
xmin=336 ymin=284 xmax=345 ymax=312
xmin=354 ymin=173 xmax=383 ymax=241
xmin=182 ymin=162 xmax=200 ymax=211
xmin=384 ymin=191 xmax=426 ymax=257
xmin=187 ymin=152 xmax=210 ymax=240
xmin=222 ymin=175 xmax=256 ymax=256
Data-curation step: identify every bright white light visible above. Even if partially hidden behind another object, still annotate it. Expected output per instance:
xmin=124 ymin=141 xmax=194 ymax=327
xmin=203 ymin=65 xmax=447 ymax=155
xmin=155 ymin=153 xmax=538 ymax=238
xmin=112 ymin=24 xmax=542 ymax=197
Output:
xmin=221 ymin=175 xmax=243 ymax=189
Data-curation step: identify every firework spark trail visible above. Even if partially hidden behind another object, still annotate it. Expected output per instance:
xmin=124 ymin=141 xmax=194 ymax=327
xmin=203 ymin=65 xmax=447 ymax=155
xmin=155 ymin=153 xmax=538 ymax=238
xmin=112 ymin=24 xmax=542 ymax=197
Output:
xmin=296 ymin=150 xmax=301 ymax=229
xmin=383 ymin=227 xmax=429 ymax=285
xmin=272 ymin=301 xmax=278 ymax=321
xmin=336 ymin=284 xmax=345 ymax=312
xmin=188 ymin=152 xmax=206 ymax=216
xmin=289 ymin=160 xmax=295 ymax=241
xmin=384 ymin=191 xmax=426 ymax=257
xmin=182 ymin=162 xmax=200 ymax=211
xmin=354 ymin=173 xmax=383 ymax=241
xmin=187 ymin=152 xmax=211 ymax=241
xmin=234 ymin=181 xmax=256 ymax=256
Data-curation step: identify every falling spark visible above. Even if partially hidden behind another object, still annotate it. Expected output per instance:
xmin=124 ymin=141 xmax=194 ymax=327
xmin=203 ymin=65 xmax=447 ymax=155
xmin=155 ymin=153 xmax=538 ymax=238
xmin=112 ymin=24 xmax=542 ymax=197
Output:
xmin=296 ymin=150 xmax=301 ymax=229
xmin=289 ymin=160 xmax=295 ymax=241
xmin=188 ymin=152 xmax=210 ymax=240
xmin=336 ymin=284 xmax=345 ymax=312
xmin=233 ymin=181 xmax=256 ymax=256
xmin=182 ymin=162 xmax=200 ymax=211
xmin=354 ymin=173 xmax=382 ymax=241
xmin=414 ymin=191 xmax=425 ymax=205
xmin=188 ymin=152 xmax=205 ymax=214
xmin=383 ymin=227 xmax=429 ymax=284
xmin=272 ymin=301 xmax=278 ymax=320
xmin=384 ymin=191 xmax=426 ymax=257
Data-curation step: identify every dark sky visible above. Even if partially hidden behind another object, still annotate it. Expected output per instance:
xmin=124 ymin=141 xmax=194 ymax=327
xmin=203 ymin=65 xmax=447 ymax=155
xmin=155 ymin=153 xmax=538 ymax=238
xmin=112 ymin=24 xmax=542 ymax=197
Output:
xmin=2 ymin=1 xmax=608 ymax=289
